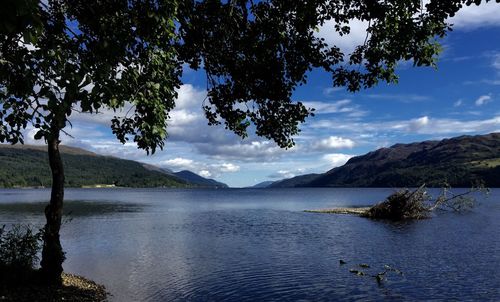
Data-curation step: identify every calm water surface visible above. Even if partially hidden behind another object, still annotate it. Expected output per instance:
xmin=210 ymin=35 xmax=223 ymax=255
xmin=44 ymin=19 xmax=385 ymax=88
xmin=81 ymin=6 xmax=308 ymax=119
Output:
xmin=0 ymin=188 xmax=499 ymax=301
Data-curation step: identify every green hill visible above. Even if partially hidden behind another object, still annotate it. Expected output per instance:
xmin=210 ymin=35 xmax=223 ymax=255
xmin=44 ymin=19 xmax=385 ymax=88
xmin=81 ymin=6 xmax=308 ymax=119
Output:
xmin=270 ymin=133 xmax=500 ymax=188
xmin=0 ymin=145 xmax=190 ymax=188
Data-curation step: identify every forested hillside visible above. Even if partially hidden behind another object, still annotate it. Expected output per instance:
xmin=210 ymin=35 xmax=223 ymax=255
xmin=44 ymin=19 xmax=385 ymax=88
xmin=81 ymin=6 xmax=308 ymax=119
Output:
xmin=0 ymin=145 xmax=189 ymax=188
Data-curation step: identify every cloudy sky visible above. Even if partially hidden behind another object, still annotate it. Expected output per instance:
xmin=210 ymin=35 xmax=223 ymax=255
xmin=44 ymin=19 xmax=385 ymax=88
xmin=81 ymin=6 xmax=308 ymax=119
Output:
xmin=26 ymin=3 xmax=500 ymax=187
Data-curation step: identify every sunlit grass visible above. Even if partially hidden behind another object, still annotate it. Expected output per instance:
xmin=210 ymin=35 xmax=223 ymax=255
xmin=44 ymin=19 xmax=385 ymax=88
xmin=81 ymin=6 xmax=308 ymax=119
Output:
xmin=470 ymin=158 xmax=500 ymax=169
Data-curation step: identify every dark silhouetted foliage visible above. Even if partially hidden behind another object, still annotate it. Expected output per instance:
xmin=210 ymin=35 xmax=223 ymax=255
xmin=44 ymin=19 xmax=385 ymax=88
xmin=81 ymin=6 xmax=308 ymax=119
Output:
xmin=0 ymin=224 xmax=43 ymax=285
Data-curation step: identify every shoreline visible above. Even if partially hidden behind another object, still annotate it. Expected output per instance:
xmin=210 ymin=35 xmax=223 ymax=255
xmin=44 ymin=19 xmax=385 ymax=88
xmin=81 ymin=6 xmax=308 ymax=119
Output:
xmin=0 ymin=273 xmax=107 ymax=302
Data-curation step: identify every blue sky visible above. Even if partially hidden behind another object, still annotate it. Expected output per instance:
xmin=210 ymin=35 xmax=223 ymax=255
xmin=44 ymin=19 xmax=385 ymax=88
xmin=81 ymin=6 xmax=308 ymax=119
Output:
xmin=25 ymin=3 xmax=500 ymax=187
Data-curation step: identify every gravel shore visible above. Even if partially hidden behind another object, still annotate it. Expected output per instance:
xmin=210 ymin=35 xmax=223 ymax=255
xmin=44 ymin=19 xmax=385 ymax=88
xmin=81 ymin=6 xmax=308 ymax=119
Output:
xmin=0 ymin=273 xmax=107 ymax=302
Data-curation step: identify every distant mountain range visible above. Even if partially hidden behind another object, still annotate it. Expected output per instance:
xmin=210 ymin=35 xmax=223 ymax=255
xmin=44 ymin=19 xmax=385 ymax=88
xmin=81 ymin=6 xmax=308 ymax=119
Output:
xmin=2 ymin=132 xmax=498 ymax=189
xmin=0 ymin=144 xmax=228 ymax=188
xmin=269 ymin=133 xmax=500 ymax=188
xmin=168 ymin=170 xmax=227 ymax=188
xmin=249 ymin=181 xmax=276 ymax=188
xmin=138 ymin=163 xmax=227 ymax=188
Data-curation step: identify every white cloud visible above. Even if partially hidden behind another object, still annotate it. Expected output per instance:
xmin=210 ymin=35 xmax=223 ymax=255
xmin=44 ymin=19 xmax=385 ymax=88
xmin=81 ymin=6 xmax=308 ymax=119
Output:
xmin=303 ymin=100 xmax=369 ymax=118
xmin=166 ymin=85 xmax=248 ymax=148
xmin=493 ymin=54 xmax=500 ymax=71
xmin=449 ymin=1 xmax=500 ymax=29
xmin=268 ymin=170 xmax=297 ymax=179
xmin=169 ymin=110 xmax=201 ymax=126
xmin=411 ymin=116 xmax=500 ymax=134
xmin=161 ymin=157 xmax=194 ymax=169
xmin=85 ymin=142 xmax=142 ymax=157
xmin=309 ymin=115 xmax=500 ymax=135
xmin=157 ymin=156 xmax=239 ymax=178
xmin=366 ymin=93 xmax=430 ymax=103
xmin=475 ymin=95 xmax=492 ymax=106
xmin=217 ymin=163 xmax=240 ymax=172
xmin=346 ymin=110 xmax=370 ymax=118
xmin=70 ymin=106 xmax=126 ymax=126
xmin=464 ymin=79 xmax=500 ymax=86
xmin=316 ymin=19 xmax=369 ymax=56
xmin=163 ymin=84 xmax=207 ymax=135
xmin=322 ymin=153 xmax=354 ymax=167
xmin=34 ymin=121 xmax=148 ymax=159
xmin=24 ymin=127 xmax=46 ymax=145
xmin=174 ymin=84 xmax=206 ymax=110
xmin=408 ymin=116 xmax=430 ymax=132
xmin=304 ymin=100 xmax=350 ymax=112
xmin=195 ymin=140 xmax=290 ymax=162
xmin=199 ymin=170 xmax=212 ymax=178
xmin=454 ymin=100 xmax=463 ymax=107
xmin=323 ymin=87 xmax=345 ymax=96
xmin=313 ymin=136 xmax=355 ymax=150
xmin=304 ymin=100 xmax=353 ymax=114
xmin=267 ymin=168 xmax=311 ymax=179
xmin=70 ymin=84 xmax=207 ymax=130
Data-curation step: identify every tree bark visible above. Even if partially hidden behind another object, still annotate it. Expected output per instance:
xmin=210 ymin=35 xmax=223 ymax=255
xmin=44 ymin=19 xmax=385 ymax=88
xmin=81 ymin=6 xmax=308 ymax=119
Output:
xmin=40 ymin=133 xmax=65 ymax=285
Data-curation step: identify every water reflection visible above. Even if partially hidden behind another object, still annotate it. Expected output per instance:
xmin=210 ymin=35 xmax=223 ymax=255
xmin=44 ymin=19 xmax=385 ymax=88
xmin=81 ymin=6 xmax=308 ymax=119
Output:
xmin=0 ymin=200 xmax=145 ymax=216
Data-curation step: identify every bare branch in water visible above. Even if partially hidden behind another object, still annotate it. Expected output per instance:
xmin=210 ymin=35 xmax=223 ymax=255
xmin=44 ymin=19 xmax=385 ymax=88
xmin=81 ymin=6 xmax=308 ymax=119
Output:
xmin=363 ymin=182 xmax=488 ymax=221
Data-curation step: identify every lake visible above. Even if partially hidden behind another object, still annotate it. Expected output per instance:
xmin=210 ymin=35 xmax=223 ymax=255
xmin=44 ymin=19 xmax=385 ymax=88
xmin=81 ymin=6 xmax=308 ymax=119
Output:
xmin=1 ymin=188 xmax=499 ymax=301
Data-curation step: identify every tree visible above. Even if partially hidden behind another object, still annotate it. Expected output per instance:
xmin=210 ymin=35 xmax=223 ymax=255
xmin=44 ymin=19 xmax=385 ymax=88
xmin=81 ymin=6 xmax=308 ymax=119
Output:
xmin=1 ymin=0 xmax=496 ymax=284
xmin=2 ymin=0 xmax=181 ymax=284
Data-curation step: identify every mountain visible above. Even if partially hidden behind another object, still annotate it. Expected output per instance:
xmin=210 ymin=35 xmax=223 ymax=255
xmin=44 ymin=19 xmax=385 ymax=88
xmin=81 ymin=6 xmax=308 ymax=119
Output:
xmin=249 ymin=181 xmax=276 ymax=188
xmin=269 ymin=174 xmax=320 ymax=188
xmin=0 ymin=144 xmax=227 ymax=188
xmin=172 ymin=170 xmax=228 ymax=188
xmin=272 ymin=133 xmax=500 ymax=188
xmin=141 ymin=164 xmax=228 ymax=188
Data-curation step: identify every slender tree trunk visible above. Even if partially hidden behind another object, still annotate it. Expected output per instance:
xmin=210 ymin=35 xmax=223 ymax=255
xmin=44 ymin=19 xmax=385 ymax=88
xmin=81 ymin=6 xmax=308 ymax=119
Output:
xmin=40 ymin=132 xmax=65 ymax=285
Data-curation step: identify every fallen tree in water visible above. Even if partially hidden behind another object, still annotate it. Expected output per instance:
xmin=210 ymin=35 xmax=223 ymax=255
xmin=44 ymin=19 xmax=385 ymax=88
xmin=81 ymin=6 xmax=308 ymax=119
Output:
xmin=306 ymin=183 xmax=488 ymax=220
xmin=361 ymin=184 xmax=488 ymax=220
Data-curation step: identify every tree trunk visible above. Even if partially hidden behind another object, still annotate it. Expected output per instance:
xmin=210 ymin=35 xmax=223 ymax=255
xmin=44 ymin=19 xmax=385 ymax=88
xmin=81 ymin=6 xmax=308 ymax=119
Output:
xmin=40 ymin=133 xmax=65 ymax=285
